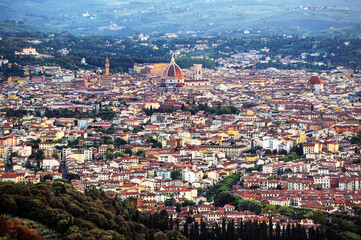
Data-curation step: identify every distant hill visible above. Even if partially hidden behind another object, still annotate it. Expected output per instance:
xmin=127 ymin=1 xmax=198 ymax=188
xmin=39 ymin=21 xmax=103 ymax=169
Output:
xmin=0 ymin=0 xmax=360 ymax=36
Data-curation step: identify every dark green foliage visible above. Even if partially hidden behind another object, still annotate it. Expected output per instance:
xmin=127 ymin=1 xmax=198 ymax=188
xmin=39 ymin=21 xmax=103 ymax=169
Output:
xmin=1 ymin=108 xmax=28 ymax=118
xmin=0 ymin=182 xmax=182 ymax=240
xmin=175 ymin=56 xmax=215 ymax=69
xmin=279 ymin=152 xmax=306 ymax=162
xmin=143 ymin=107 xmax=176 ymax=116
xmin=171 ymin=169 xmax=181 ymax=180
xmin=351 ymin=132 xmax=361 ymax=145
xmin=42 ymin=108 xmax=115 ymax=120
xmin=132 ymin=126 xmax=144 ymax=134
xmin=244 ymin=146 xmax=262 ymax=153
xmin=184 ymin=216 xmax=323 ymax=240
xmin=183 ymin=104 xmax=240 ymax=116
xmin=146 ymin=138 xmax=162 ymax=148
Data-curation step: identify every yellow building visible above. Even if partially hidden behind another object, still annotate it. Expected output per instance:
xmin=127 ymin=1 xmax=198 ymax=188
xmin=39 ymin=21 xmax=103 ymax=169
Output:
xmin=7 ymin=76 xmax=29 ymax=84
xmin=0 ymin=146 xmax=10 ymax=157
xmin=98 ymin=145 xmax=114 ymax=155
xmin=246 ymin=154 xmax=259 ymax=162
xmin=324 ymin=141 xmax=339 ymax=152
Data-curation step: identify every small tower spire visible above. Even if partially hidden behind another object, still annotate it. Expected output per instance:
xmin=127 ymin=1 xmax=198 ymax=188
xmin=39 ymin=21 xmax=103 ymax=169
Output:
xmin=105 ymin=56 xmax=110 ymax=76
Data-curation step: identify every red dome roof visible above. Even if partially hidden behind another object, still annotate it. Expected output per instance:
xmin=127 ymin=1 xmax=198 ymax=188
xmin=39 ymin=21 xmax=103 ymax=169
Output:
xmin=309 ymin=76 xmax=323 ymax=85
xmin=162 ymin=57 xmax=184 ymax=78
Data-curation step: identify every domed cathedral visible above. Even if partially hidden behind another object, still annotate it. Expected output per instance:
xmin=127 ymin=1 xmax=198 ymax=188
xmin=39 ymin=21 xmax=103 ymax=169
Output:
xmin=160 ymin=57 xmax=210 ymax=94
xmin=307 ymin=75 xmax=324 ymax=94
xmin=160 ymin=56 xmax=185 ymax=93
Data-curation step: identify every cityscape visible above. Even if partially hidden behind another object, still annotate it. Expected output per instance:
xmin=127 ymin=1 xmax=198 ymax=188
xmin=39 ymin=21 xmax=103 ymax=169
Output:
xmin=1 ymin=1 xmax=361 ymax=240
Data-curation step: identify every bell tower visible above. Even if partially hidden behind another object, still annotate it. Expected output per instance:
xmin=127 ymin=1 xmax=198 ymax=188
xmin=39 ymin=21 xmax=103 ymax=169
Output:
xmin=105 ymin=57 xmax=110 ymax=76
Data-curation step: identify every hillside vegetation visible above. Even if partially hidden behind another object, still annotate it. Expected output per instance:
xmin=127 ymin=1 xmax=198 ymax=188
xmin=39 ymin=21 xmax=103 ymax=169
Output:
xmin=0 ymin=182 xmax=184 ymax=240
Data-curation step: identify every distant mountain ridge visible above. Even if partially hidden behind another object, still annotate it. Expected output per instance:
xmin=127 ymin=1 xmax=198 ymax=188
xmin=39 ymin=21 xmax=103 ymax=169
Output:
xmin=0 ymin=0 xmax=360 ymax=36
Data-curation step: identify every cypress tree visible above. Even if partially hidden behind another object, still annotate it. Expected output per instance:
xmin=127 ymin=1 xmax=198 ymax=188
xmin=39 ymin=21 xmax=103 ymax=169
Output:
xmin=217 ymin=224 xmax=222 ymax=240
xmin=244 ymin=221 xmax=251 ymax=240
xmin=300 ymin=226 xmax=307 ymax=240
xmin=260 ymin=221 xmax=268 ymax=240
xmin=228 ymin=220 xmax=235 ymax=240
xmin=255 ymin=220 xmax=261 ymax=240
xmin=275 ymin=223 xmax=281 ymax=240
xmin=176 ymin=218 xmax=179 ymax=231
xmin=222 ymin=218 xmax=226 ymax=240
xmin=184 ymin=221 xmax=189 ymax=238
xmin=238 ymin=219 xmax=244 ymax=240
xmin=269 ymin=216 xmax=273 ymax=240
xmin=200 ymin=218 xmax=206 ymax=240
xmin=149 ymin=229 xmax=155 ymax=240
xmin=194 ymin=221 xmax=199 ymax=240
xmin=190 ymin=223 xmax=194 ymax=240
xmin=211 ymin=226 xmax=216 ymax=240
xmin=169 ymin=215 xmax=173 ymax=230
xmin=286 ymin=224 xmax=291 ymax=240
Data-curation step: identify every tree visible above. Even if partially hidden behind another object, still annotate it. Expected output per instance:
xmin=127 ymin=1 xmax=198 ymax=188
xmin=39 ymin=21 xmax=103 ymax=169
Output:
xmin=262 ymin=204 xmax=278 ymax=214
xmin=41 ymin=174 xmax=53 ymax=182
xmin=66 ymin=173 xmax=80 ymax=181
xmin=125 ymin=148 xmax=132 ymax=155
xmin=52 ymin=152 xmax=60 ymax=160
xmin=136 ymin=151 xmax=145 ymax=157
xmin=268 ymin=175 xmax=276 ymax=180
xmin=182 ymin=199 xmax=195 ymax=207
xmin=284 ymin=168 xmax=293 ymax=173
xmin=114 ymin=151 xmax=125 ymax=158
xmin=279 ymin=206 xmax=294 ymax=217
xmin=309 ymin=210 xmax=327 ymax=224
xmin=106 ymin=150 xmax=114 ymax=160
xmin=171 ymin=169 xmax=182 ymax=180
xmin=115 ymin=138 xmax=127 ymax=146
xmin=165 ymin=198 xmax=177 ymax=207
xmin=197 ymin=187 xmax=204 ymax=194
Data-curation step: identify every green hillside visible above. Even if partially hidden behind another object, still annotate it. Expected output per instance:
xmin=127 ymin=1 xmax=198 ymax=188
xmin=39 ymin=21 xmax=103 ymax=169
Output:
xmin=0 ymin=182 xmax=184 ymax=240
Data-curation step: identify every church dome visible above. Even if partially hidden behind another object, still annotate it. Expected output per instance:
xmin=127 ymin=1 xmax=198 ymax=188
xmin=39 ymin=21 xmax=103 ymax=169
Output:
xmin=309 ymin=76 xmax=323 ymax=85
xmin=162 ymin=57 xmax=184 ymax=79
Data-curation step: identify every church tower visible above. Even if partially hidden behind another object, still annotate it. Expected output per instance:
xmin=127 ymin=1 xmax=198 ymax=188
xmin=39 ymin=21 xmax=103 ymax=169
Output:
xmin=194 ymin=64 xmax=203 ymax=80
xmin=84 ymin=74 xmax=88 ymax=87
xmin=105 ymin=57 xmax=110 ymax=76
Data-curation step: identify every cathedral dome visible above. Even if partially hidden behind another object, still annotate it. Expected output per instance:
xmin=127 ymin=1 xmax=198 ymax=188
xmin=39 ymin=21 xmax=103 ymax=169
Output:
xmin=309 ymin=76 xmax=323 ymax=85
xmin=162 ymin=57 xmax=184 ymax=79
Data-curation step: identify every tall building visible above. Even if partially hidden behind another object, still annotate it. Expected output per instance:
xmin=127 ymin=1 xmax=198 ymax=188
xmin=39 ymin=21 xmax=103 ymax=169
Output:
xmin=194 ymin=64 xmax=203 ymax=80
xmin=84 ymin=74 xmax=88 ymax=87
xmin=99 ymin=57 xmax=113 ymax=87
xmin=105 ymin=57 xmax=110 ymax=76
xmin=184 ymin=64 xmax=210 ymax=90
